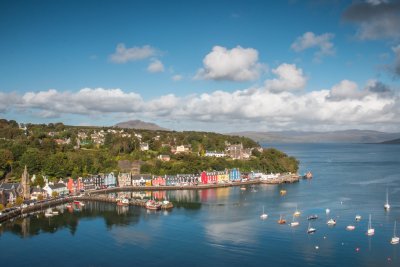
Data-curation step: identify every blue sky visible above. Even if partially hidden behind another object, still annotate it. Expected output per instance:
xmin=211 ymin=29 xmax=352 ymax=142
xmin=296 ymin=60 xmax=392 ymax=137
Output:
xmin=1 ymin=0 xmax=399 ymax=132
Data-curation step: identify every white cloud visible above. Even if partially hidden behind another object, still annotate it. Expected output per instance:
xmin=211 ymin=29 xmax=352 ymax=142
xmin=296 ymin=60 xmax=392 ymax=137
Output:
xmin=171 ymin=74 xmax=183 ymax=81
xmin=147 ymin=59 xmax=164 ymax=73
xmin=1 ymin=80 xmax=399 ymax=131
xmin=109 ymin=43 xmax=156 ymax=63
xmin=291 ymin=32 xmax=335 ymax=61
xmin=264 ymin=63 xmax=307 ymax=93
xmin=327 ymin=79 xmax=360 ymax=100
xmin=195 ymin=45 xmax=265 ymax=81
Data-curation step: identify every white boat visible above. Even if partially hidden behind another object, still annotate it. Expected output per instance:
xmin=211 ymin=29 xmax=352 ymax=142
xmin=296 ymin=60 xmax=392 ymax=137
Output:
xmin=367 ymin=214 xmax=375 ymax=236
xmin=44 ymin=209 xmax=54 ymax=217
xmin=327 ymin=218 xmax=336 ymax=226
xmin=355 ymin=215 xmax=362 ymax=221
xmin=293 ymin=204 xmax=301 ymax=217
xmin=52 ymin=210 xmax=59 ymax=215
xmin=307 ymin=222 xmax=316 ymax=234
xmin=391 ymin=221 xmax=399 ymax=245
xmin=384 ymin=189 xmax=390 ymax=211
xmin=346 ymin=225 xmax=356 ymax=231
xmin=290 ymin=215 xmax=299 ymax=227
xmin=260 ymin=206 xmax=268 ymax=219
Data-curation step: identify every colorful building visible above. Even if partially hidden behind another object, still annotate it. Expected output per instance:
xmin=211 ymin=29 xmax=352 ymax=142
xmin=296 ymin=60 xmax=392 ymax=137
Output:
xmin=152 ymin=176 xmax=166 ymax=186
xmin=229 ymin=168 xmax=241 ymax=182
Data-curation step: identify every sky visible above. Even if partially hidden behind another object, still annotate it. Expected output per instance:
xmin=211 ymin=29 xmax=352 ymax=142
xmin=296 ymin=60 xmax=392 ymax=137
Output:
xmin=0 ymin=0 xmax=400 ymax=132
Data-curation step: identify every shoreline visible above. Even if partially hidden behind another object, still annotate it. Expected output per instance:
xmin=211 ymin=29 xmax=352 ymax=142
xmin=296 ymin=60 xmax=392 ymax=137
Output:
xmin=0 ymin=175 xmax=300 ymax=223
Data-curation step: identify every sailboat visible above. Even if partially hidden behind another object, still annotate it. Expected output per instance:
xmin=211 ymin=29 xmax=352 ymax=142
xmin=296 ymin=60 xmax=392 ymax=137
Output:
xmin=384 ymin=189 xmax=390 ymax=211
xmin=260 ymin=206 xmax=268 ymax=219
xmin=367 ymin=214 xmax=375 ymax=236
xmin=391 ymin=221 xmax=399 ymax=245
xmin=293 ymin=204 xmax=301 ymax=217
xmin=278 ymin=214 xmax=286 ymax=224
xmin=307 ymin=222 xmax=316 ymax=234
xmin=290 ymin=214 xmax=299 ymax=227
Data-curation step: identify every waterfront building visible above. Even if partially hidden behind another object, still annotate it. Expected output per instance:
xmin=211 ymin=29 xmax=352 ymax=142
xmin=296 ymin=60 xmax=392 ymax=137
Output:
xmin=152 ymin=176 xmax=166 ymax=186
xmin=0 ymin=183 xmax=21 ymax=205
xmin=82 ymin=177 xmax=95 ymax=191
xmin=217 ymin=170 xmax=229 ymax=183
xmin=104 ymin=172 xmax=116 ymax=187
xmin=30 ymin=186 xmax=46 ymax=200
xmin=92 ymin=174 xmax=104 ymax=189
xmin=117 ymin=173 xmax=132 ymax=187
xmin=229 ymin=168 xmax=241 ymax=181
xmin=131 ymin=175 xmax=145 ymax=186
xmin=143 ymin=175 xmax=152 ymax=186
xmin=43 ymin=181 xmax=68 ymax=197
xmin=201 ymin=171 xmax=218 ymax=184
xmin=165 ymin=175 xmax=176 ymax=186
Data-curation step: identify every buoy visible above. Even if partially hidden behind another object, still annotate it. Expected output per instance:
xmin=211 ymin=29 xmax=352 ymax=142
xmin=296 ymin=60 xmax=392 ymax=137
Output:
xmin=326 ymin=208 xmax=330 ymax=214
xmin=356 ymin=247 xmax=360 ymax=252
xmin=315 ymin=246 xmax=319 ymax=250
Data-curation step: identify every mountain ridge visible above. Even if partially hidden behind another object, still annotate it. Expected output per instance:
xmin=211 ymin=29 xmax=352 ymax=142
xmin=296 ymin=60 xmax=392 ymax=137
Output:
xmin=114 ymin=120 xmax=169 ymax=131
xmin=229 ymin=130 xmax=400 ymax=143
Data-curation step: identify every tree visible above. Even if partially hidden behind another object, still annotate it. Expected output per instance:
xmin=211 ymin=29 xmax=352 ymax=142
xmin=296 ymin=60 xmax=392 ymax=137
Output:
xmin=37 ymin=194 xmax=44 ymax=201
xmin=16 ymin=196 xmax=24 ymax=206
xmin=52 ymin=191 xmax=59 ymax=198
xmin=0 ymin=204 xmax=4 ymax=211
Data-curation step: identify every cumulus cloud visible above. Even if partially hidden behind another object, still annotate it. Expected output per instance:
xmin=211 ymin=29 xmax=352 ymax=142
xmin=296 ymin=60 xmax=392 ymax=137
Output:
xmin=1 ymin=80 xmax=399 ymax=131
xmin=109 ymin=44 xmax=156 ymax=63
xmin=327 ymin=79 xmax=394 ymax=101
xmin=147 ymin=59 xmax=164 ymax=73
xmin=195 ymin=46 xmax=265 ymax=81
xmin=342 ymin=1 xmax=400 ymax=40
xmin=291 ymin=32 xmax=335 ymax=61
xmin=264 ymin=63 xmax=307 ymax=93
xmin=171 ymin=74 xmax=183 ymax=81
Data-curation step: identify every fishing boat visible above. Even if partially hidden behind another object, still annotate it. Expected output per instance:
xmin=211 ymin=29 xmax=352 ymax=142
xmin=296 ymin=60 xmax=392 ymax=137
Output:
xmin=290 ymin=215 xmax=299 ymax=227
xmin=367 ymin=214 xmax=374 ymax=236
xmin=260 ymin=206 xmax=268 ymax=219
xmin=293 ymin=204 xmax=301 ymax=217
xmin=307 ymin=214 xmax=318 ymax=220
xmin=391 ymin=221 xmax=399 ymax=245
xmin=146 ymin=200 xmax=161 ymax=210
xmin=346 ymin=225 xmax=356 ymax=231
xmin=44 ymin=209 xmax=54 ymax=217
xmin=51 ymin=210 xmax=59 ymax=215
xmin=355 ymin=215 xmax=362 ymax=221
xmin=384 ymin=189 xmax=390 ymax=211
xmin=240 ymin=186 xmax=246 ymax=191
xmin=280 ymin=190 xmax=287 ymax=196
xmin=307 ymin=222 xmax=316 ymax=234
xmin=278 ymin=214 xmax=286 ymax=224
xmin=327 ymin=218 xmax=336 ymax=226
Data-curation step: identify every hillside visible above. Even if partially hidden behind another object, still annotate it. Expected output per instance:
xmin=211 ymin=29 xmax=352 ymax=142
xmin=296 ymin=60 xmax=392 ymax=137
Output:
xmin=115 ymin=120 xmax=169 ymax=131
xmin=230 ymin=130 xmax=400 ymax=144
xmin=0 ymin=119 xmax=298 ymax=181
xmin=380 ymin=138 xmax=400 ymax=144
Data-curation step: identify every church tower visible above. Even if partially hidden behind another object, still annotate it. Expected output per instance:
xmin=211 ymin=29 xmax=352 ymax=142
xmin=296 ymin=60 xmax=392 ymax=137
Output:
xmin=21 ymin=165 xmax=30 ymax=199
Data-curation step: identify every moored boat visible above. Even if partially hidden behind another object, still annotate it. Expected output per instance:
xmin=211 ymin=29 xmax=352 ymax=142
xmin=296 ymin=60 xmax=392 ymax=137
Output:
xmin=293 ymin=204 xmax=301 ymax=217
xmin=346 ymin=225 xmax=356 ymax=231
xmin=327 ymin=219 xmax=336 ymax=226
xmin=355 ymin=215 xmax=362 ymax=221
xmin=391 ymin=221 xmax=399 ymax=245
xmin=307 ymin=222 xmax=316 ymax=234
xmin=304 ymin=171 xmax=313 ymax=179
xmin=278 ymin=215 xmax=286 ymax=224
xmin=280 ymin=190 xmax=287 ymax=196
xmin=260 ymin=206 xmax=268 ymax=220
xmin=384 ymin=189 xmax=390 ymax=211
xmin=367 ymin=214 xmax=374 ymax=236
xmin=117 ymin=198 xmax=129 ymax=206
xmin=307 ymin=214 xmax=318 ymax=220
xmin=146 ymin=200 xmax=161 ymax=210
xmin=290 ymin=215 xmax=299 ymax=227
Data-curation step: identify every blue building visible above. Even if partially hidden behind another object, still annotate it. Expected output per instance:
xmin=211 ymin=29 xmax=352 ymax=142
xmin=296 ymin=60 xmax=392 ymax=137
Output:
xmin=229 ymin=168 xmax=241 ymax=181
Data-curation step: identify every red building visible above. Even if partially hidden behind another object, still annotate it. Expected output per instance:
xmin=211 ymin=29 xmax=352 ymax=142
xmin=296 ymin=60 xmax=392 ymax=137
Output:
xmin=152 ymin=176 xmax=166 ymax=186
xmin=201 ymin=171 xmax=218 ymax=184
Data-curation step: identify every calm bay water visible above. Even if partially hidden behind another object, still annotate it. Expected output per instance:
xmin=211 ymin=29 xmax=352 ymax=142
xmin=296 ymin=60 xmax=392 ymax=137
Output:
xmin=1 ymin=143 xmax=400 ymax=267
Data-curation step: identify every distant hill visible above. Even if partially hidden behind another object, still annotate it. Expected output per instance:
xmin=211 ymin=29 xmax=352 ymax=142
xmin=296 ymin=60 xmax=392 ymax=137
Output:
xmin=114 ymin=120 xmax=169 ymax=131
xmin=229 ymin=130 xmax=400 ymax=144
xmin=380 ymin=138 xmax=400 ymax=144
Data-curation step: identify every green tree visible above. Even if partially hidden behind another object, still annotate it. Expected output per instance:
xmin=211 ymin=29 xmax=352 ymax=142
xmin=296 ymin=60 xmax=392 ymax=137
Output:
xmin=52 ymin=191 xmax=59 ymax=198
xmin=0 ymin=204 xmax=4 ymax=211
xmin=16 ymin=196 xmax=24 ymax=205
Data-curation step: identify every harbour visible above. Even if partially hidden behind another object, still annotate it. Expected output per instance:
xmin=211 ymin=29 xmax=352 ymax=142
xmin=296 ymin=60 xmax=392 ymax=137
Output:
xmin=1 ymin=143 xmax=399 ymax=267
